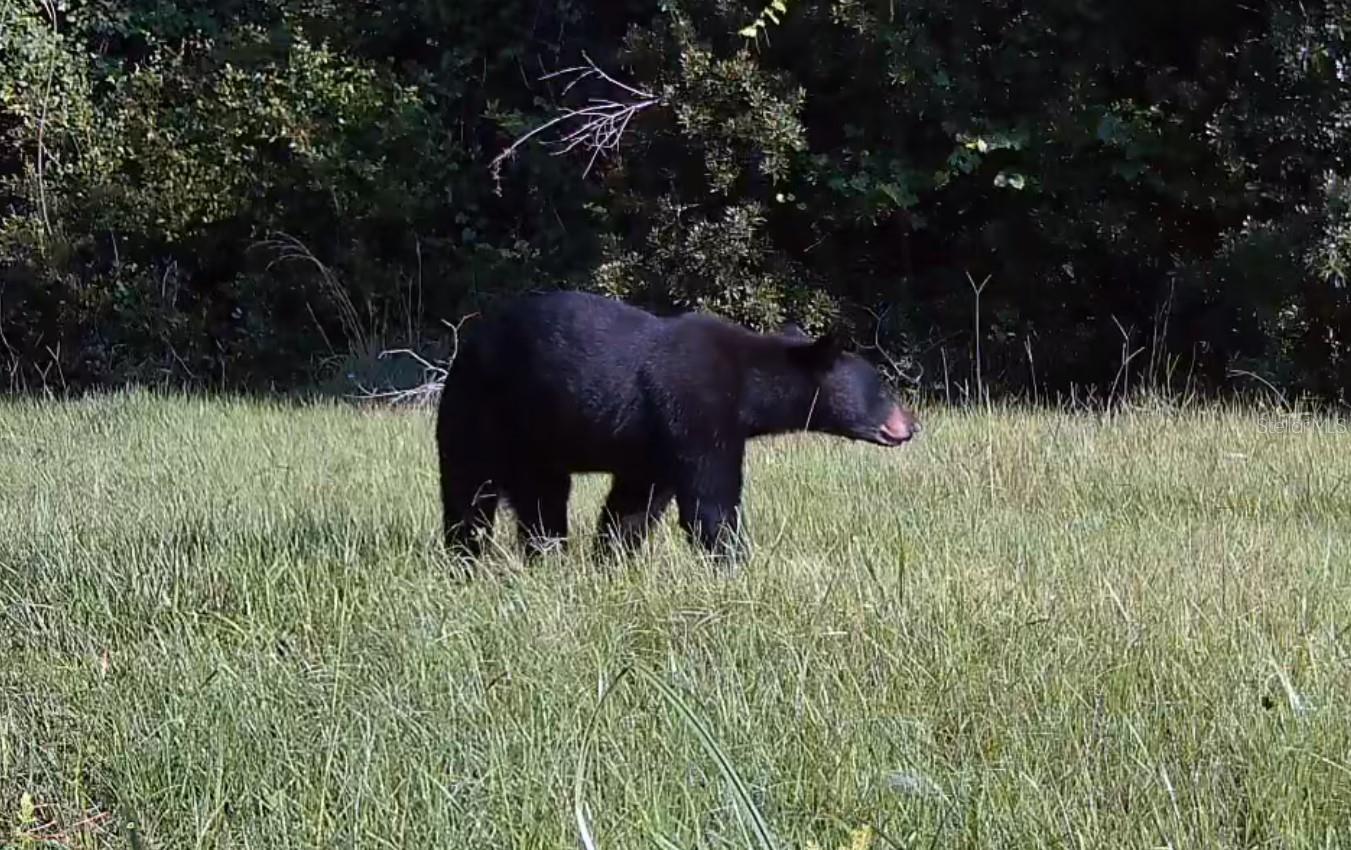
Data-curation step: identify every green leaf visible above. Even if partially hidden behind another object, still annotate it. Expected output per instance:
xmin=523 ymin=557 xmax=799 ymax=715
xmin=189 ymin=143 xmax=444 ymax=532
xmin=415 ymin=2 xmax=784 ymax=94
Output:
xmin=878 ymin=181 xmax=917 ymax=208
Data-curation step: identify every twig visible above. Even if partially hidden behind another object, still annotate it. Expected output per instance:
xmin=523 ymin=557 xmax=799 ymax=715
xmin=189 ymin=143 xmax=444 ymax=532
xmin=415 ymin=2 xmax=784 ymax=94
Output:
xmin=353 ymin=313 xmax=480 ymax=407
xmin=861 ymin=304 xmax=923 ymax=386
xmin=34 ymin=0 xmax=59 ymax=244
xmin=966 ymin=271 xmax=992 ymax=403
xmin=1109 ymin=315 xmax=1144 ymax=408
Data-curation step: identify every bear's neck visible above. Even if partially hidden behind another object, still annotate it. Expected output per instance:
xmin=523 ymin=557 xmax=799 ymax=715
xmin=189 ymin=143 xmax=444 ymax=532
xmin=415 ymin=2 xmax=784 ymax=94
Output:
xmin=741 ymin=359 xmax=824 ymax=438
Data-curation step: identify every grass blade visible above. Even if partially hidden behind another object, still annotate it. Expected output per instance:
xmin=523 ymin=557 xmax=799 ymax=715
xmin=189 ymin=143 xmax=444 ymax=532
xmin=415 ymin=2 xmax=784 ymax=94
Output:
xmin=633 ymin=666 xmax=780 ymax=850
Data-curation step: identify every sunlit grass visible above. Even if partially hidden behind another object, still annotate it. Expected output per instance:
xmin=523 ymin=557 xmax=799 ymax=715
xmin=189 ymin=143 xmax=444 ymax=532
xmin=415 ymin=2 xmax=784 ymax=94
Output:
xmin=1 ymin=390 xmax=1348 ymax=848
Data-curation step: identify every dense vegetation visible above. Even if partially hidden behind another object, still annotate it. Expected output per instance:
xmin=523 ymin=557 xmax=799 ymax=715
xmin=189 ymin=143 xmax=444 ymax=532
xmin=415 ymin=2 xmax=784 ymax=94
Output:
xmin=2 ymin=1 xmax=1350 ymax=397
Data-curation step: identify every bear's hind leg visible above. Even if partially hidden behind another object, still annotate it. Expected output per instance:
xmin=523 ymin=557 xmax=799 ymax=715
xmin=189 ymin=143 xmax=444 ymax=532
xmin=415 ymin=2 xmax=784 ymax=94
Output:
xmin=505 ymin=472 xmax=572 ymax=558
xmin=597 ymin=475 xmax=674 ymax=554
xmin=440 ymin=452 xmax=499 ymax=559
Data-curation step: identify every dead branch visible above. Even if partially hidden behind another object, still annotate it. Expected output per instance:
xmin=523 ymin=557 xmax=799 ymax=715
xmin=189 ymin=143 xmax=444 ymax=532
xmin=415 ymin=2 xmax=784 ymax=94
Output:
xmin=34 ymin=0 xmax=60 ymax=243
xmin=861 ymin=304 xmax=924 ymax=387
xmin=354 ymin=313 xmax=480 ymax=407
xmin=489 ymin=53 xmax=661 ymax=194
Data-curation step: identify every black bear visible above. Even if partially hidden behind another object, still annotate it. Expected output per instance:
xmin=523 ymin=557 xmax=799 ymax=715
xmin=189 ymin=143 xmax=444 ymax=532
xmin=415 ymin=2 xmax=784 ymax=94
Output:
xmin=435 ymin=291 xmax=918 ymax=561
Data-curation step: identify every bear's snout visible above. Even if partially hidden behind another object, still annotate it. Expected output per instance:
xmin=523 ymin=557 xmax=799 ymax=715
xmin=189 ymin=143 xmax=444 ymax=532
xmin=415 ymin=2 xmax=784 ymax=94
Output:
xmin=878 ymin=404 xmax=919 ymax=445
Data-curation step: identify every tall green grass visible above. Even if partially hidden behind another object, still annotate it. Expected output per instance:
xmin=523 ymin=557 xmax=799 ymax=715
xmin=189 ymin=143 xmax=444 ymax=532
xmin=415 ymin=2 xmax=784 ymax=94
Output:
xmin=2 ymin=391 xmax=1348 ymax=848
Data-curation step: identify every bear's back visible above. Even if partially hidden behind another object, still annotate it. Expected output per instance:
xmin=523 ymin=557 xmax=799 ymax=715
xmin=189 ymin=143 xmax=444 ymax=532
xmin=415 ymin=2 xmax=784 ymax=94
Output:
xmin=458 ymin=292 xmax=665 ymax=468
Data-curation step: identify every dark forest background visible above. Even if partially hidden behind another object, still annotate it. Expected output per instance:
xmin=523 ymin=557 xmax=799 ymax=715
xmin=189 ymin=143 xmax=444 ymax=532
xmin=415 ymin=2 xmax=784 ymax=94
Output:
xmin=3 ymin=0 xmax=1350 ymax=400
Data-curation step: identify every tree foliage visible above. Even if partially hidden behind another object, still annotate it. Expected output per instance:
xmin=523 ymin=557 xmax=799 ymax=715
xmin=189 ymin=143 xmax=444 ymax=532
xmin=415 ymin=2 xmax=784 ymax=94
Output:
xmin=2 ymin=0 xmax=1349 ymax=397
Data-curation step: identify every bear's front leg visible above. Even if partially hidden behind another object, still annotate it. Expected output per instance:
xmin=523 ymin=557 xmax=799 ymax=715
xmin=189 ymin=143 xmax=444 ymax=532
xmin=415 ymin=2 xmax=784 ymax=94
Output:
xmin=673 ymin=444 xmax=747 ymax=561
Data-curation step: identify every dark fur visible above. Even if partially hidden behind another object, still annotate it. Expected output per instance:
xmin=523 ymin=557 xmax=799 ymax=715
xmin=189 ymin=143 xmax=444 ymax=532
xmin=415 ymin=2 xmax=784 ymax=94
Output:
xmin=435 ymin=291 xmax=918 ymax=561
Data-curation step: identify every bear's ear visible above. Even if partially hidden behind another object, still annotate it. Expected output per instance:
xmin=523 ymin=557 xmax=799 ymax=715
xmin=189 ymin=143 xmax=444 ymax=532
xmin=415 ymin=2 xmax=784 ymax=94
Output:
xmin=790 ymin=331 xmax=845 ymax=370
xmin=778 ymin=322 xmax=810 ymax=340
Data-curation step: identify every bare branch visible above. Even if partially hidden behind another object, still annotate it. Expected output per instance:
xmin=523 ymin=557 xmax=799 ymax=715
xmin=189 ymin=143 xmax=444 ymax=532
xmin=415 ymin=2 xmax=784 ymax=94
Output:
xmin=34 ymin=0 xmax=60 ymax=245
xmin=860 ymin=304 xmax=924 ymax=387
xmin=544 ymin=52 xmax=655 ymax=101
xmin=353 ymin=313 xmax=481 ymax=408
xmin=489 ymin=54 xmax=661 ymax=194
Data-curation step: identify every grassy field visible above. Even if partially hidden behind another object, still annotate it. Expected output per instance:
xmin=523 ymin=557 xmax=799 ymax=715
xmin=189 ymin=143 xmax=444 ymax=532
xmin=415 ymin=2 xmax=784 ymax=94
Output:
xmin=1 ymin=391 xmax=1349 ymax=849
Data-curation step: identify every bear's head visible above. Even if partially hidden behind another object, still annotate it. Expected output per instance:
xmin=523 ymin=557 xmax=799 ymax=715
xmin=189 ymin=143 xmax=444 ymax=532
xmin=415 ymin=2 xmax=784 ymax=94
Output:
xmin=782 ymin=325 xmax=919 ymax=447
